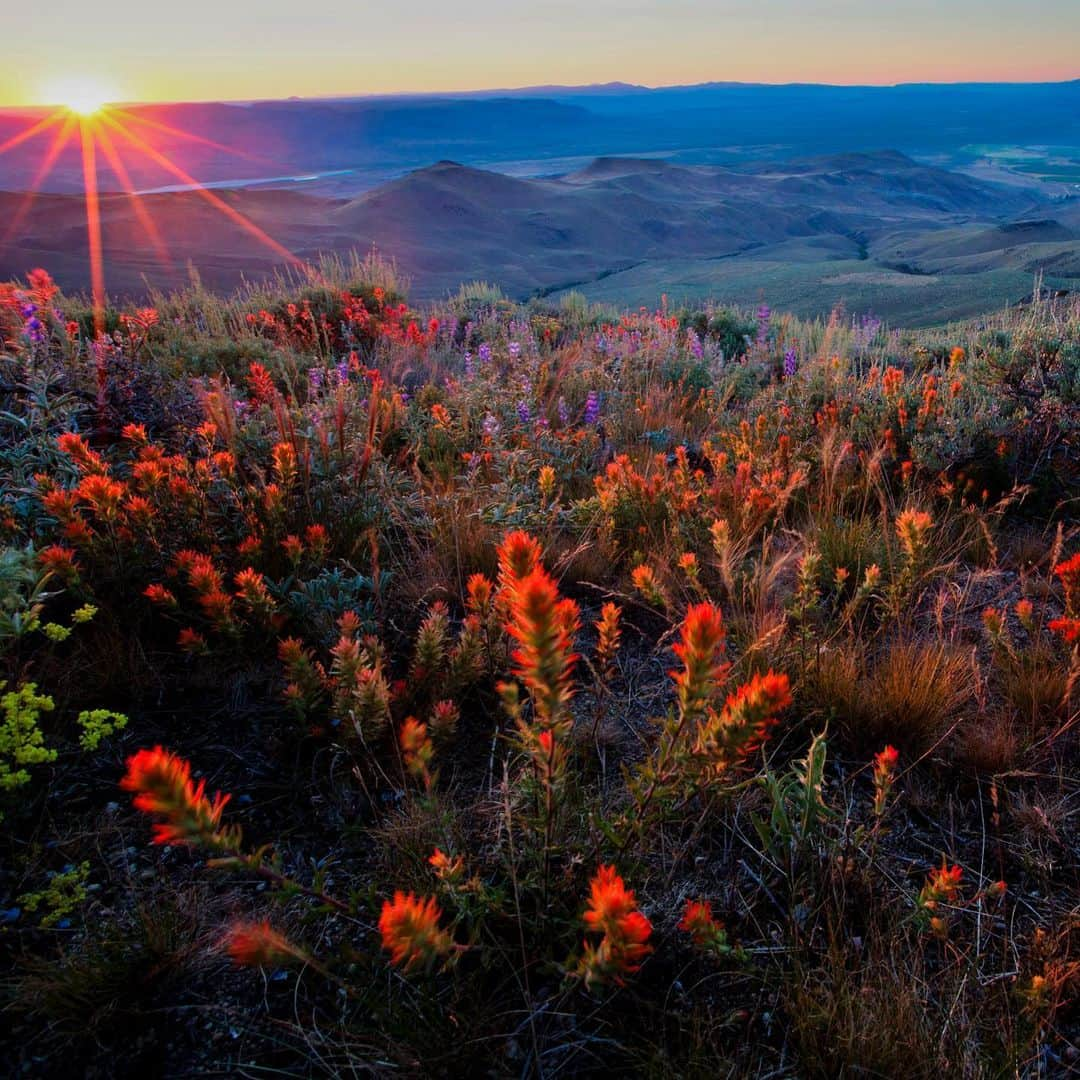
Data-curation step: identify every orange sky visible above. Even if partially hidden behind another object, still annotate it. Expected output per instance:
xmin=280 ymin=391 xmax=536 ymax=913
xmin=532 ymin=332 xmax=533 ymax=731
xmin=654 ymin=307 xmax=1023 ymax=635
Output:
xmin=3 ymin=1 xmax=1078 ymax=107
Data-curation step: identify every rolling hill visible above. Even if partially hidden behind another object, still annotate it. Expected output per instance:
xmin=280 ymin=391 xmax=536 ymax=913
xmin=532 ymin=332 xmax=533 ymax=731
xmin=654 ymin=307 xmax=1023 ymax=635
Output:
xmin=0 ymin=150 xmax=1076 ymax=323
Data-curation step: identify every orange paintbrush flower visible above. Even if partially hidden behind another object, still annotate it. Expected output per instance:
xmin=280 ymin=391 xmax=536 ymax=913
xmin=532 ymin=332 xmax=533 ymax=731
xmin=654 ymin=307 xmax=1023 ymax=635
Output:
xmin=678 ymin=898 xmax=732 ymax=953
xmin=583 ymin=864 xmax=640 ymax=936
xmin=872 ymin=744 xmax=900 ymax=816
xmin=895 ymin=508 xmax=933 ymax=561
xmin=465 ymin=572 xmax=495 ymax=620
xmin=143 ymin=582 xmax=177 ymax=607
xmin=37 ymin=544 xmax=80 ymax=581
xmin=496 ymin=529 xmax=543 ymax=597
xmin=919 ymin=860 xmax=963 ymax=910
xmin=1049 ymin=617 xmax=1080 ymax=644
xmin=429 ymin=847 xmax=465 ymax=885
xmin=378 ymin=891 xmax=454 ymax=972
xmin=694 ymin=670 xmax=790 ymax=774
xmin=579 ymin=865 xmax=652 ymax=987
xmin=594 ymin=601 xmax=622 ymax=681
xmin=225 ymin=920 xmax=303 ymax=968
xmin=120 ymin=746 xmax=239 ymax=851
xmin=1054 ymin=552 xmax=1080 ymax=612
xmin=399 ymin=716 xmax=434 ymax=788
xmin=671 ymin=602 xmax=728 ymax=719
xmin=56 ymin=431 xmax=106 ymax=473
xmin=505 ymin=564 xmax=580 ymax=729
xmin=630 ymin=563 xmax=667 ymax=609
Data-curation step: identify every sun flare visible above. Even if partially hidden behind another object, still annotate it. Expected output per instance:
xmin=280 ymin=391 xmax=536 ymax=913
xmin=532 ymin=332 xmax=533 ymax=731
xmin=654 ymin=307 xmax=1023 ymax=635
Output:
xmin=42 ymin=77 xmax=116 ymax=116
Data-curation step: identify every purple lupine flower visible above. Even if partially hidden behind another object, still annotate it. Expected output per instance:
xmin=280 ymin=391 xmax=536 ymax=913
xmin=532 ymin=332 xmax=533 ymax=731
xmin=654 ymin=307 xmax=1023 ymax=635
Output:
xmin=853 ymin=313 xmax=882 ymax=350
xmin=308 ymin=367 xmax=324 ymax=391
xmin=557 ymin=397 xmax=570 ymax=427
xmin=25 ymin=317 xmax=46 ymax=344
xmin=478 ymin=342 xmax=492 ymax=364
xmin=516 ymin=399 xmax=532 ymax=425
xmin=687 ymin=329 xmax=704 ymax=360
xmin=482 ymin=413 xmax=500 ymax=438
xmin=584 ymin=389 xmax=600 ymax=427
xmin=508 ymin=341 xmax=521 ymax=360
xmin=463 ymin=351 xmax=474 ymax=377
xmin=595 ymin=333 xmax=608 ymax=353
xmin=783 ymin=347 xmax=798 ymax=379
xmin=335 ymin=360 xmax=349 ymax=384
xmin=755 ymin=303 xmax=771 ymax=345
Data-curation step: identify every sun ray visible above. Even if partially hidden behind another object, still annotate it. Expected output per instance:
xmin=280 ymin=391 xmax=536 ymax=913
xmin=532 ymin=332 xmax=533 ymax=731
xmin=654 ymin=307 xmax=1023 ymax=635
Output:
xmin=78 ymin=116 xmax=107 ymax=336
xmin=101 ymin=113 xmax=308 ymax=271
xmin=94 ymin=122 xmax=173 ymax=267
xmin=112 ymin=107 xmax=275 ymax=168
xmin=0 ymin=115 xmax=76 ymax=251
xmin=0 ymin=111 xmax=64 ymax=157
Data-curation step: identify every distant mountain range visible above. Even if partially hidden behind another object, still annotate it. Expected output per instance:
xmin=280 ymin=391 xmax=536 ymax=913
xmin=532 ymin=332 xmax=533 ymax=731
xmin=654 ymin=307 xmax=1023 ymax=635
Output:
xmin=1 ymin=80 xmax=1078 ymax=194
xmin=0 ymin=81 xmax=1078 ymax=323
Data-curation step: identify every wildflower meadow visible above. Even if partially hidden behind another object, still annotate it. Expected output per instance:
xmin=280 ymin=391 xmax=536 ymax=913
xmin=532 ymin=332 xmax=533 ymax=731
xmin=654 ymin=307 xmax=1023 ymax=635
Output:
xmin=0 ymin=258 xmax=1078 ymax=1076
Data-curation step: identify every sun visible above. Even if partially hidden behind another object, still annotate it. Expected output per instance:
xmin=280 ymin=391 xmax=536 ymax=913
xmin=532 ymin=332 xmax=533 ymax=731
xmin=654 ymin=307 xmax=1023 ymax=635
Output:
xmin=42 ymin=77 xmax=117 ymax=117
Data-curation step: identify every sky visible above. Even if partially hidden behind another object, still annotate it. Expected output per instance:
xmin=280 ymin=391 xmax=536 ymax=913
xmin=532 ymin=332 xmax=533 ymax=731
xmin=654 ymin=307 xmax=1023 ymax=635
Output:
xmin=3 ymin=0 xmax=1079 ymax=108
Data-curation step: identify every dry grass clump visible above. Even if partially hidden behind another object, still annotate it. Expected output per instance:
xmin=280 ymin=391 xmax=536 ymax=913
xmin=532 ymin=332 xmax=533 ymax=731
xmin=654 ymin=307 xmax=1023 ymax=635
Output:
xmin=805 ymin=639 xmax=974 ymax=752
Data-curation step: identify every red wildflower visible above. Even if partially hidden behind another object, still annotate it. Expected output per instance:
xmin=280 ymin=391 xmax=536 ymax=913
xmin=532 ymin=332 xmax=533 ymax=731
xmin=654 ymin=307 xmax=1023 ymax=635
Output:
xmin=37 ymin=544 xmax=79 ymax=581
xmin=919 ymin=861 xmax=963 ymax=910
xmin=679 ymin=899 xmax=717 ymax=940
xmin=234 ymin=568 xmax=274 ymax=613
xmin=281 ymin=534 xmax=304 ymax=563
xmin=504 ymin=564 xmax=580 ymax=730
xmin=1049 ymin=617 xmax=1080 ymax=644
xmin=579 ymin=865 xmax=653 ymax=987
xmin=671 ymin=603 xmax=728 ymax=719
xmin=429 ymin=847 xmax=465 ymax=884
xmin=896 ymin=509 xmax=933 ymax=560
xmin=678 ymin=899 xmax=732 ymax=953
xmin=41 ymin=489 xmax=77 ymax=521
xmin=185 ymin=553 xmax=223 ymax=595
xmin=378 ymin=892 xmax=453 ymax=972
xmin=56 ymin=432 xmax=105 ymax=473
xmin=121 ymin=423 xmax=148 ymax=444
xmin=120 ymin=746 xmax=238 ymax=851
xmin=177 ymin=627 xmax=208 ymax=653
xmin=594 ymin=602 xmax=622 ymax=680
xmin=465 ymin=572 xmax=494 ymax=619
xmin=693 ymin=670 xmax=790 ymax=776
xmin=496 ymin=530 xmax=543 ymax=596
xmin=247 ymin=362 xmax=277 ymax=404
xmin=872 ymin=744 xmax=900 ymax=816
xmin=399 ymin=717 xmax=434 ymax=788
xmin=304 ymin=523 xmax=328 ymax=560
xmin=237 ymin=534 xmax=261 ymax=558
xmin=225 ymin=920 xmax=302 ymax=967
xmin=75 ymin=475 xmax=126 ymax=517
xmin=143 ymin=583 xmax=178 ymax=607
xmin=197 ymin=588 xmax=234 ymax=627
xmin=1054 ymin=552 xmax=1080 ymax=612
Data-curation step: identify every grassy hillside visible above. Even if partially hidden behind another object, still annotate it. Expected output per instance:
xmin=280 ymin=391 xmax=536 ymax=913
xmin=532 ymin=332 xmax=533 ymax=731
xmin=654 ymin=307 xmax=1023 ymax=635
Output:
xmin=0 ymin=262 xmax=1078 ymax=1077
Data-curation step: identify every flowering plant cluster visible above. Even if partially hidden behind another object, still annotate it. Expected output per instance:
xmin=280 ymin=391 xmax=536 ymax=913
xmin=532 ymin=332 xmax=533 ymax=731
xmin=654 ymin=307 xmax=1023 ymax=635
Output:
xmin=2 ymin=264 xmax=1078 ymax=1075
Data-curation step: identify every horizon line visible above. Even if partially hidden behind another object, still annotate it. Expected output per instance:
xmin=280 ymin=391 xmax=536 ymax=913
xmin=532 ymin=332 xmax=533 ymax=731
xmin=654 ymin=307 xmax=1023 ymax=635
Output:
xmin=3 ymin=74 xmax=1079 ymax=112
